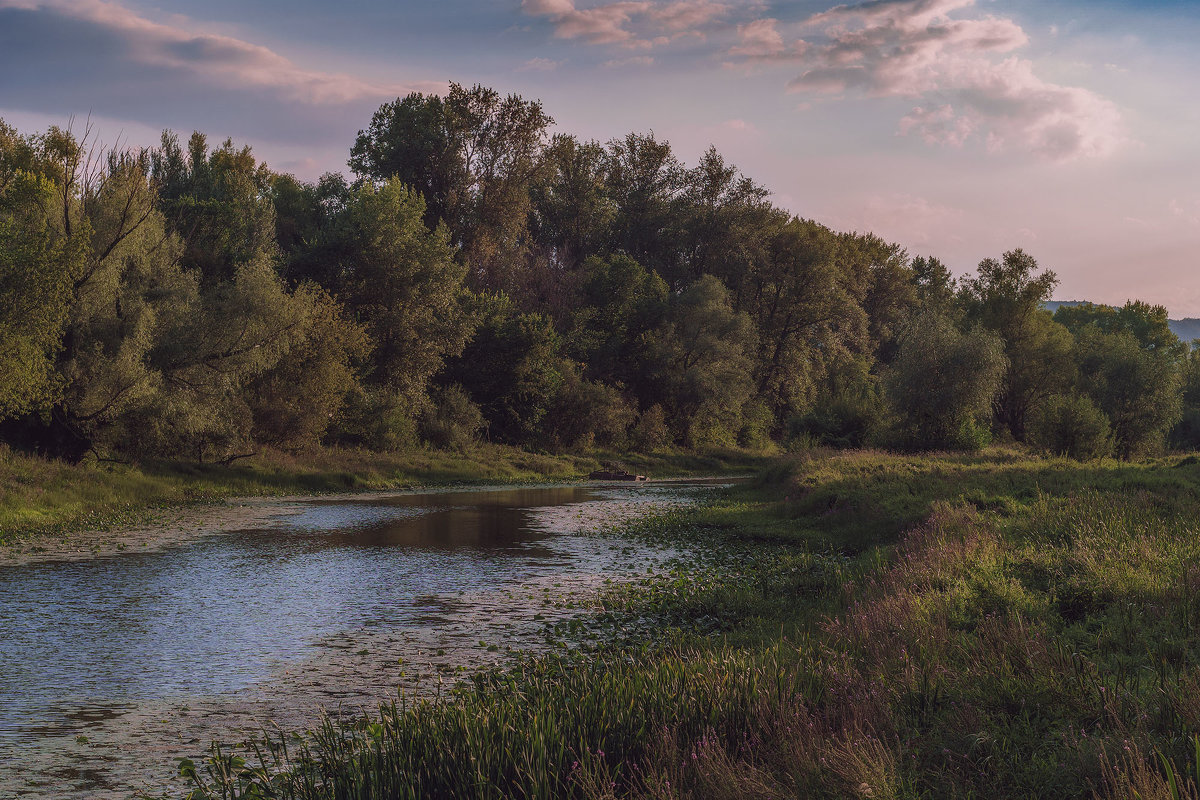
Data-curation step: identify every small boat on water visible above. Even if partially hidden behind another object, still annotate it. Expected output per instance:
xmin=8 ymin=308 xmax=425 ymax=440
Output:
xmin=587 ymin=469 xmax=648 ymax=482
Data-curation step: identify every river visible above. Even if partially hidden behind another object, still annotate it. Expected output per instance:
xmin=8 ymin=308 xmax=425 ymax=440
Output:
xmin=0 ymin=479 xmax=729 ymax=798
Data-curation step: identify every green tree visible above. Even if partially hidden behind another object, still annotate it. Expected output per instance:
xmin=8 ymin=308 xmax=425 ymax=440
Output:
xmin=1027 ymin=394 xmax=1111 ymax=460
xmin=0 ymin=122 xmax=81 ymax=418
xmin=603 ymin=132 xmax=685 ymax=286
xmin=330 ymin=180 xmax=473 ymax=405
xmin=445 ymin=294 xmax=566 ymax=444
xmin=529 ymin=134 xmax=614 ymax=269
xmin=351 ymin=84 xmax=553 ymax=290
xmin=885 ymin=312 xmax=1007 ymax=450
xmin=1074 ymin=327 xmax=1181 ymax=458
xmin=960 ymin=249 xmax=1073 ymax=439
xmin=1054 ymin=300 xmax=1185 ymax=359
xmin=247 ymin=286 xmax=370 ymax=450
xmin=741 ymin=218 xmax=867 ymax=420
xmin=649 ymin=275 xmax=757 ymax=447
xmin=153 ymin=132 xmax=278 ymax=284
xmin=567 ymin=254 xmax=668 ymax=398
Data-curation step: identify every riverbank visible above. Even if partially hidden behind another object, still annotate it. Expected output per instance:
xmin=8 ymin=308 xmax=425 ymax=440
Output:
xmin=3 ymin=481 xmax=720 ymax=800
xmin=0 ymin=443 xmax=767 ymax=550
xmin=185 ymin=447 xmax=1200 ymax=799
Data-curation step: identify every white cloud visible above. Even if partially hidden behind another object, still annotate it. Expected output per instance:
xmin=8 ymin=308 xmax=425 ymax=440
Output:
xmin=726 ymin=0 xmax=1127 ymax=161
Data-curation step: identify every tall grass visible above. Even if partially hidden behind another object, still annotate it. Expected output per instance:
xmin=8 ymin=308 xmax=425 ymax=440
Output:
xmin=181 ymin=448 xmax=1200 ymax=799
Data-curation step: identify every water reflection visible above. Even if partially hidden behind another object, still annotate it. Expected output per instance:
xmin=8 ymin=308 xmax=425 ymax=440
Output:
xmin=0 ymin=483 xmax=709 ymax=739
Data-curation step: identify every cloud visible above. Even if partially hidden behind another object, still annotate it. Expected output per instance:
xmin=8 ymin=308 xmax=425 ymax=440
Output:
xmin=603 ymin=55 xmax=657 ymax=68
xmin=518 ymin=57 xmax=564 ymax=71
xmin=726 ymin=0 xmax=1126 ymax=160
xmin=726 ymin=18 xmax=809 ymax=61
xmin=823 ymin=190 xmax=967 ymax=247
xmin=0 ymin=0 xmax=441 ymax=147
xmin=520 ymin=0 xmax=729 ymax=48
xmin=647 ymin=0 xmax=729 ymax=32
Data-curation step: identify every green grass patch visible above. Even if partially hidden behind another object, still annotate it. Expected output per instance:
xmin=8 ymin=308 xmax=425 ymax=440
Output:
xmin=0 ymin=443 xmax=767 ymax=544
xmin=180 ymin=447 xmax=1200 ymax=799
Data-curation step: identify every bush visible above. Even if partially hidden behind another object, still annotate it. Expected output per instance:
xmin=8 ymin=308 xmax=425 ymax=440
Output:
xmin=1028 ymin=394 xmax=1111 ymax=460
xmin=884 ymin=312 xmax=1007 ymax=451
xmin=331 ymin=387 xmax=418 ymax=451
xmin=545 ymin=373 xmax=636 ymax=451
xmin=788 ymin=392 xmax=881 ymax=449
xmin=419 ymin=384 xmax=485 ymax=451
xmin=738 ymin=399 xmax=775 ymax=450
xmin=632 ymin=404 xmax=671 ymax=450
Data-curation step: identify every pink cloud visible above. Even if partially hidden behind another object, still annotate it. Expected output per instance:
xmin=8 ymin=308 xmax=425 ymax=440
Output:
xmin=518 ymin=57 xmax=564 ymax=71
xmin=727 ymin=0 xmax=1126 ymax=161
xmin=727 ymin=18 xmax=811 ymax=61
xmin=647 ymin=0 xmax=729 ymax=32
xmin=0 ymin=0 xmax=438 ymax=104
xmin=521 ymin=0 xmax=730 ymax=48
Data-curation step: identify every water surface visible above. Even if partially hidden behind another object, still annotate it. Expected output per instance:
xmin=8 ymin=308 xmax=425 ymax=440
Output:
xmin=0 ymin=480 xmax=725 ymax=798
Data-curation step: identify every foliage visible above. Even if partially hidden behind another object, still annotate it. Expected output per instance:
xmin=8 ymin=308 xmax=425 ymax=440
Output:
xmin=446 ymin=294 xmax=566 ymax=445
xmin=351 ymin=83 xmax=553 ymax=291
xmin=0 ymin=146 xmax=78 ymax=417
xmin=328 ymin=179 xmax=472 ymax=404
xmin=1075 ymin=327 xmax=1182 ymax=458
xmin=649 ymin=275 xmax=757 ymax=447
xmin=1027 ymin=393 xmax=1112 ymax=460
xmin=960 ymin=249 xmax=1073 ymax=439
xmin=1 ymin=94 xmax=1196 ymax=465
xmin=885 ymin=312 xmax=1007 ymax=450
xmin=418 ymin=384 xmax=486 ymax=451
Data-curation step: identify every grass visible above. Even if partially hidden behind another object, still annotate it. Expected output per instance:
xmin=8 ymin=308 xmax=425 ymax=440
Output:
xmin=0 ymin=443 xmax=767 ymax=544
xmin=178 ymin=447 xmax=1200 ymax=798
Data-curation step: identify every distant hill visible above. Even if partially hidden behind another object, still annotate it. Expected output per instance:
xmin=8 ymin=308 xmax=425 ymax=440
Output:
xmin=1044 ymin=300 xmax=1200 ymax=344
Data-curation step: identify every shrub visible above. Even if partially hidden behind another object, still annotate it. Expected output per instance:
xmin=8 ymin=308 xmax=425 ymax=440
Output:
xmin=884 ymin=312 xmax=1007 ymax=451
xmin=1028 ymin=394 xmax=1111 ymax=460
xmin=633 ymin=404 xmax=671 ymax=450
xmin=419 ymin=384 xmax=485 ymax=451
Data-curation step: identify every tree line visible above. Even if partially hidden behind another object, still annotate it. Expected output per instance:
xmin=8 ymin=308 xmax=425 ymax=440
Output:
xmin=0 ymin=84 xmax=1194 ymax=463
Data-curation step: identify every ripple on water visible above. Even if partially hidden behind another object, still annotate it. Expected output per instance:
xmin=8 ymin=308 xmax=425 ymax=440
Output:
xmin=0 ymin=480 xmax=732 ymax=798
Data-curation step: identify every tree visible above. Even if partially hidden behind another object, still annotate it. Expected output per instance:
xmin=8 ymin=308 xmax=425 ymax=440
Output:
xmin=741 ymin=218 xmax=867 ymax=420
xmin=1054 ymin=300 xmax=1185 ymax=360
xmin=247 ymin=286 xmax=370 ymax=449
xmin=0 ymin=122 xmax=81 ymax=418
xmin=603 ymin=132 xmax=685 ymax=286
xmin=327 ymin=179 xmax=473 ymax=405
xmin=153 ymin=132 xmax=278 ymax=284
xmin=676 ymin=146 xmax=777 ymax=289
xmin=444 ymin=294 xmax=566 ymax=444
xmin=1027 ymin=395 xmax=1111 ymax=460
xmin=885 ymin=312 xmax=1007 ymax=450
xmin=529 ymin=134 xmax=614 ymax=270
xmin=960 ymin=249 xmax=1073 ymax=439
xmin=567 ymin=254 xmax=667 ymax=398
xmin=1074 ymin=327 xmax=1181 ymax=458
xmin=648 ymin=275 xmax=757 ymax=447
xmin=351 ymin=84 xmax=554 ymax=290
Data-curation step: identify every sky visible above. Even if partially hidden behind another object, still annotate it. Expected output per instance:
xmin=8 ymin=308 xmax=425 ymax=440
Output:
xmin=1 ymin=0 xmax=1198 ymax=313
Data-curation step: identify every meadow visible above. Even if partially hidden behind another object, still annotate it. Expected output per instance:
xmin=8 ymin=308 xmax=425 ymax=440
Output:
xmin=180 ymin=448 xmax=1200 ymax=799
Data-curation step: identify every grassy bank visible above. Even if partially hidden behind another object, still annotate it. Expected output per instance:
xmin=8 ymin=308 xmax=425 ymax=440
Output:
xmin=182 ymin=447 xmax=1200 ymax=800
xmin=0 ymin=444 xmax=766 ymax=543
